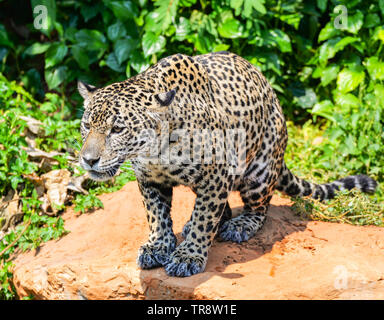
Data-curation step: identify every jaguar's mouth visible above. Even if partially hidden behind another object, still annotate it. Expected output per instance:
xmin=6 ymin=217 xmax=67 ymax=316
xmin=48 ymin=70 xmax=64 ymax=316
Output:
xmin=87 ymin=164 xmax=121 ymax=182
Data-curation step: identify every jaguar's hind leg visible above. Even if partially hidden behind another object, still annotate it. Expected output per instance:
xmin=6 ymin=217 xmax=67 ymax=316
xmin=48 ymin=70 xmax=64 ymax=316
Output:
xmin=219 ymin=181 xmax=273 ymax=243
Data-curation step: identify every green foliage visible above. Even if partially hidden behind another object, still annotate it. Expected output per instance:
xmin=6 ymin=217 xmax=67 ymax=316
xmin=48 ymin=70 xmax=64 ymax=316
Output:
xmin=0 ymin=74 xmax=73 ymax=299
xmin=0 ymin=0 xmax=348 ymax=117
xmin=0 ymin=73 xmax=79 ymax=193
xmin=73 ymin=162 xmax=136 ymax=213
xmin=308 ymin=2 xmax=384 ymax=181
xmin=74 ymin=188 xmax=104 ymax=214
xmin=284 ymin=121 xmax=384 ymax=226
xmin=0 ymin=1 xmax=382 ymax=122
xmin=292 ymin=189 xmax=384 ymax=226
xmin=0 ymin=212 xmax=67 ymax=299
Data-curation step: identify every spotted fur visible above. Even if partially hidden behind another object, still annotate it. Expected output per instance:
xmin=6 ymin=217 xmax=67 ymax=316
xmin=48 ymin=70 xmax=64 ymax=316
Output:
xmin=78 ymin=52 xmax=377 ymax=277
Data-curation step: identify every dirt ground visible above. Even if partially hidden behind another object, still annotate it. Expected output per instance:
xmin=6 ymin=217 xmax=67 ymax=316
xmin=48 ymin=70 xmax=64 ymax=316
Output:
xmin=12 ymin=181 xmax=384 ymax=300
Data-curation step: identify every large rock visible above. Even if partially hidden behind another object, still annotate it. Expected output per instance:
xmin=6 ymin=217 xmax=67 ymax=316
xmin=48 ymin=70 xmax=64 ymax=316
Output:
xmin=12 ymin=182 xmax=384 ymax=300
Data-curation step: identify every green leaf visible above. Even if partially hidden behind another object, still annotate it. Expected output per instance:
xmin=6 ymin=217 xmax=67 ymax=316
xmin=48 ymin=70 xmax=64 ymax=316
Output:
xmin=218 ymin=19 xmax=243 ymax=38
xmin=179 ymin=0 xmax=196 ymax=7
xmin=278 ymin=13 xmax=302 ymax=30
xmin=0 ymin=47 xmax=8 ymax=61
xmin=243 ymin=0 xmax=266 ymax=16
xmin=312 ymin=66 xmax=322 ymax=79
xmin=295 ymin=88 xmax=317 ymax=109
xmin=72 ymin=45 xmax=89 ymax=70
xmin=64 ymin=27 xmax=77 ymax=42
xmin=342 ymin=54 xmax=362 ymax=69
xmin=152 ymin=0 xmax=179 ymax=32
xmin=230 ymin=0 xmax=243 ymax=12
xmin=114 ymin=38 xmax=137 ymax=65
xmin=342 ymin=135 xmax=359 ymax=155
xmin=379 ymin=0 xmax=384 ymax=16
xmin=107 ymin=21 xmax=127 ymax=41
xmin=212 ymin=43 xmax=230 ymax=52
xmin=45 ymin=42 xmax=68 ymax=68
xmin=103 ymin=0 xmax=139 ymax=21
xmin=311 ymin=100 xmax=336 ymax=122
xmin=45 ymin=66 xmax=67 ymax=90
xmin=0 ymin=24 xmax=13 ymax=48
xmin=357 ymin=133 xmax=368 ymax=149
xmin=130 ymin=50 xmax=150 ymax=73
xmin=334 ymin=36 xmax=359 ymax=51
xmin=175 ymin=17 xmax=191 ymax=41
xmin=25 ymin=42 xmax=51 ymax=55
xmin=250 ymin=52 xmax=281 ymax=75
xmin=192 ymin=30 xmax=213 ymax=53
xmin=80 ymin=4 xmax=100 ymax=22
xmin=125 ymin=62 xmax=131 ymax=78
xmin=21 ymin=68 xmax=44 ymax=98
xmin=144 ymin=11 xmax=160 ymax=33
xmin=334 ymin=93 xmax=360 ymax=109
xmin=189 ymin=10 xmax=217 ymax=37
xmin=318 ymin=38 xmax=339 ymax=64
xmin=105 ymin=52 xmax=125 ymax=72
xmin=320 ymin=64 xmax=339 ymax=86
xmin=374 ymin=84 xmax=384 ymax=108
xmin=142 ymin=32 xmax=166 ymax=57
xmin=364 ymin=13 xmax=380 ymax=28
xmin=317 ymin=0 xmax=328 ymax=12
xmin=364 ymin=57 xmax=384 ymax=81
xmin=342 ymin=11 xmax=364 ymax=34
xmin=337 ymin=67 xmax=365 ymax=93
xmin=10 ymin=176 xmax=22 ymax=190
xmin=270 ymin=29 xmax=292 ymax=53
xmin=218 ymin=12 xmax=243 ymax=39
xmin=318 ymin=37 xmax=358 ymax=65
xmin=75 ymin=29 xmax=108 ymax=52
xmin=202 ymin=15 xmax=218 ymax=38
xmin=318 ymin=22 xmax=340 ymax=42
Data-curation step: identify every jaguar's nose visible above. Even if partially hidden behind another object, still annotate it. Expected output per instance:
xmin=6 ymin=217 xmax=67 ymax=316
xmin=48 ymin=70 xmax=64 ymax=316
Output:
xmin=82 ymin=155 xmax=100 ymax=168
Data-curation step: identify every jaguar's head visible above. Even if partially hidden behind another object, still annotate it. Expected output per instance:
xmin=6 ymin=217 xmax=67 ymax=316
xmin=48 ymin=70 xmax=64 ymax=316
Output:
xmin=78 ymin=80 xmax=177 ymax=181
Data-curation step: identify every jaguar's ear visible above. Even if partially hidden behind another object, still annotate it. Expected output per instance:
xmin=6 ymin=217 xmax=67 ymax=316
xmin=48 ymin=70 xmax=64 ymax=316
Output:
xmin=78 ymin=81 xmax=97 ymax=100
xmin=154 ymin=89 xmax=177 ymax=107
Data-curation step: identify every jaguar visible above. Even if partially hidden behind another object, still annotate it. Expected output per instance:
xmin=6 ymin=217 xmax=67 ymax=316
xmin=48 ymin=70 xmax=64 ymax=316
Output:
xmin=78 ymin=51 xmax=377 ymax=277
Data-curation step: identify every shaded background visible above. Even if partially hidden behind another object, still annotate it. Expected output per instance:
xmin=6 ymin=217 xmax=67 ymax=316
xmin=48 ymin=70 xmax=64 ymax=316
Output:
xmin=0 ymin=1 xmax=381 ymax=116
xmin=1 ymin=0 xmax=383 ymax=182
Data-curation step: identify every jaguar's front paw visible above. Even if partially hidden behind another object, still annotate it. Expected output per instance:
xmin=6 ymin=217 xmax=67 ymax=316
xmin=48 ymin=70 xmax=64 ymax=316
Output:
xmin=137 ymin=238 xmax=176 ymax=269
xmin=164 ymin=242 xmax=207 ymax=277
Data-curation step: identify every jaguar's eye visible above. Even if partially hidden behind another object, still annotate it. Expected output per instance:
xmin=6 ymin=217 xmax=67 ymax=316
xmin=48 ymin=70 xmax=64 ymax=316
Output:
xmin=84 ymin=122 xmax=90 ymax=130
xmin=111 ymin=126 xmax=124 ymax=134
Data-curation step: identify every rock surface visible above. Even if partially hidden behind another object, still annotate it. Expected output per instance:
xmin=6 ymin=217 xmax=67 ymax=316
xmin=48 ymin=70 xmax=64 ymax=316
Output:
xmin=12 ymin=181 xmax=384 ymax=300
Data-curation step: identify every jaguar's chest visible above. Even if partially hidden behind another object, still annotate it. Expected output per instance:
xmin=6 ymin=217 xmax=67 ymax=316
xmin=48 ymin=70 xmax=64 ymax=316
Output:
xmin=131 ymin=160 xmax=202 ymax=187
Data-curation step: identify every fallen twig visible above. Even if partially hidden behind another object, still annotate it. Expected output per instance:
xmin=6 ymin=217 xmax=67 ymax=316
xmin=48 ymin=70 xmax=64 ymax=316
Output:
xmin=0 ymin=219 xmax=31 ymax=258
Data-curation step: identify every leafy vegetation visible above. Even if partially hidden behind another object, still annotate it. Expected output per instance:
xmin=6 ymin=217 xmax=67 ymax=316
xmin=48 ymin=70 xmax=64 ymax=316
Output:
xmin=0 ymin=74 xmax=70 ymax=299
xmin=283 ymin=121 xmax=384 ymax=226
xmin=0 ymin=1 xmax=380 ymax=117
xmin=292 ymin=189 xmax=384 ymax=226
xmin=0 ymin=0 xmax=383 ymax=299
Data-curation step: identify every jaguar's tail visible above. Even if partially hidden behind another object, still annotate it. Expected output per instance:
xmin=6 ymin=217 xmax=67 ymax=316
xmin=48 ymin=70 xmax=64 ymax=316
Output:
xmin=276 ymin=162 xmax=377 ymax=201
